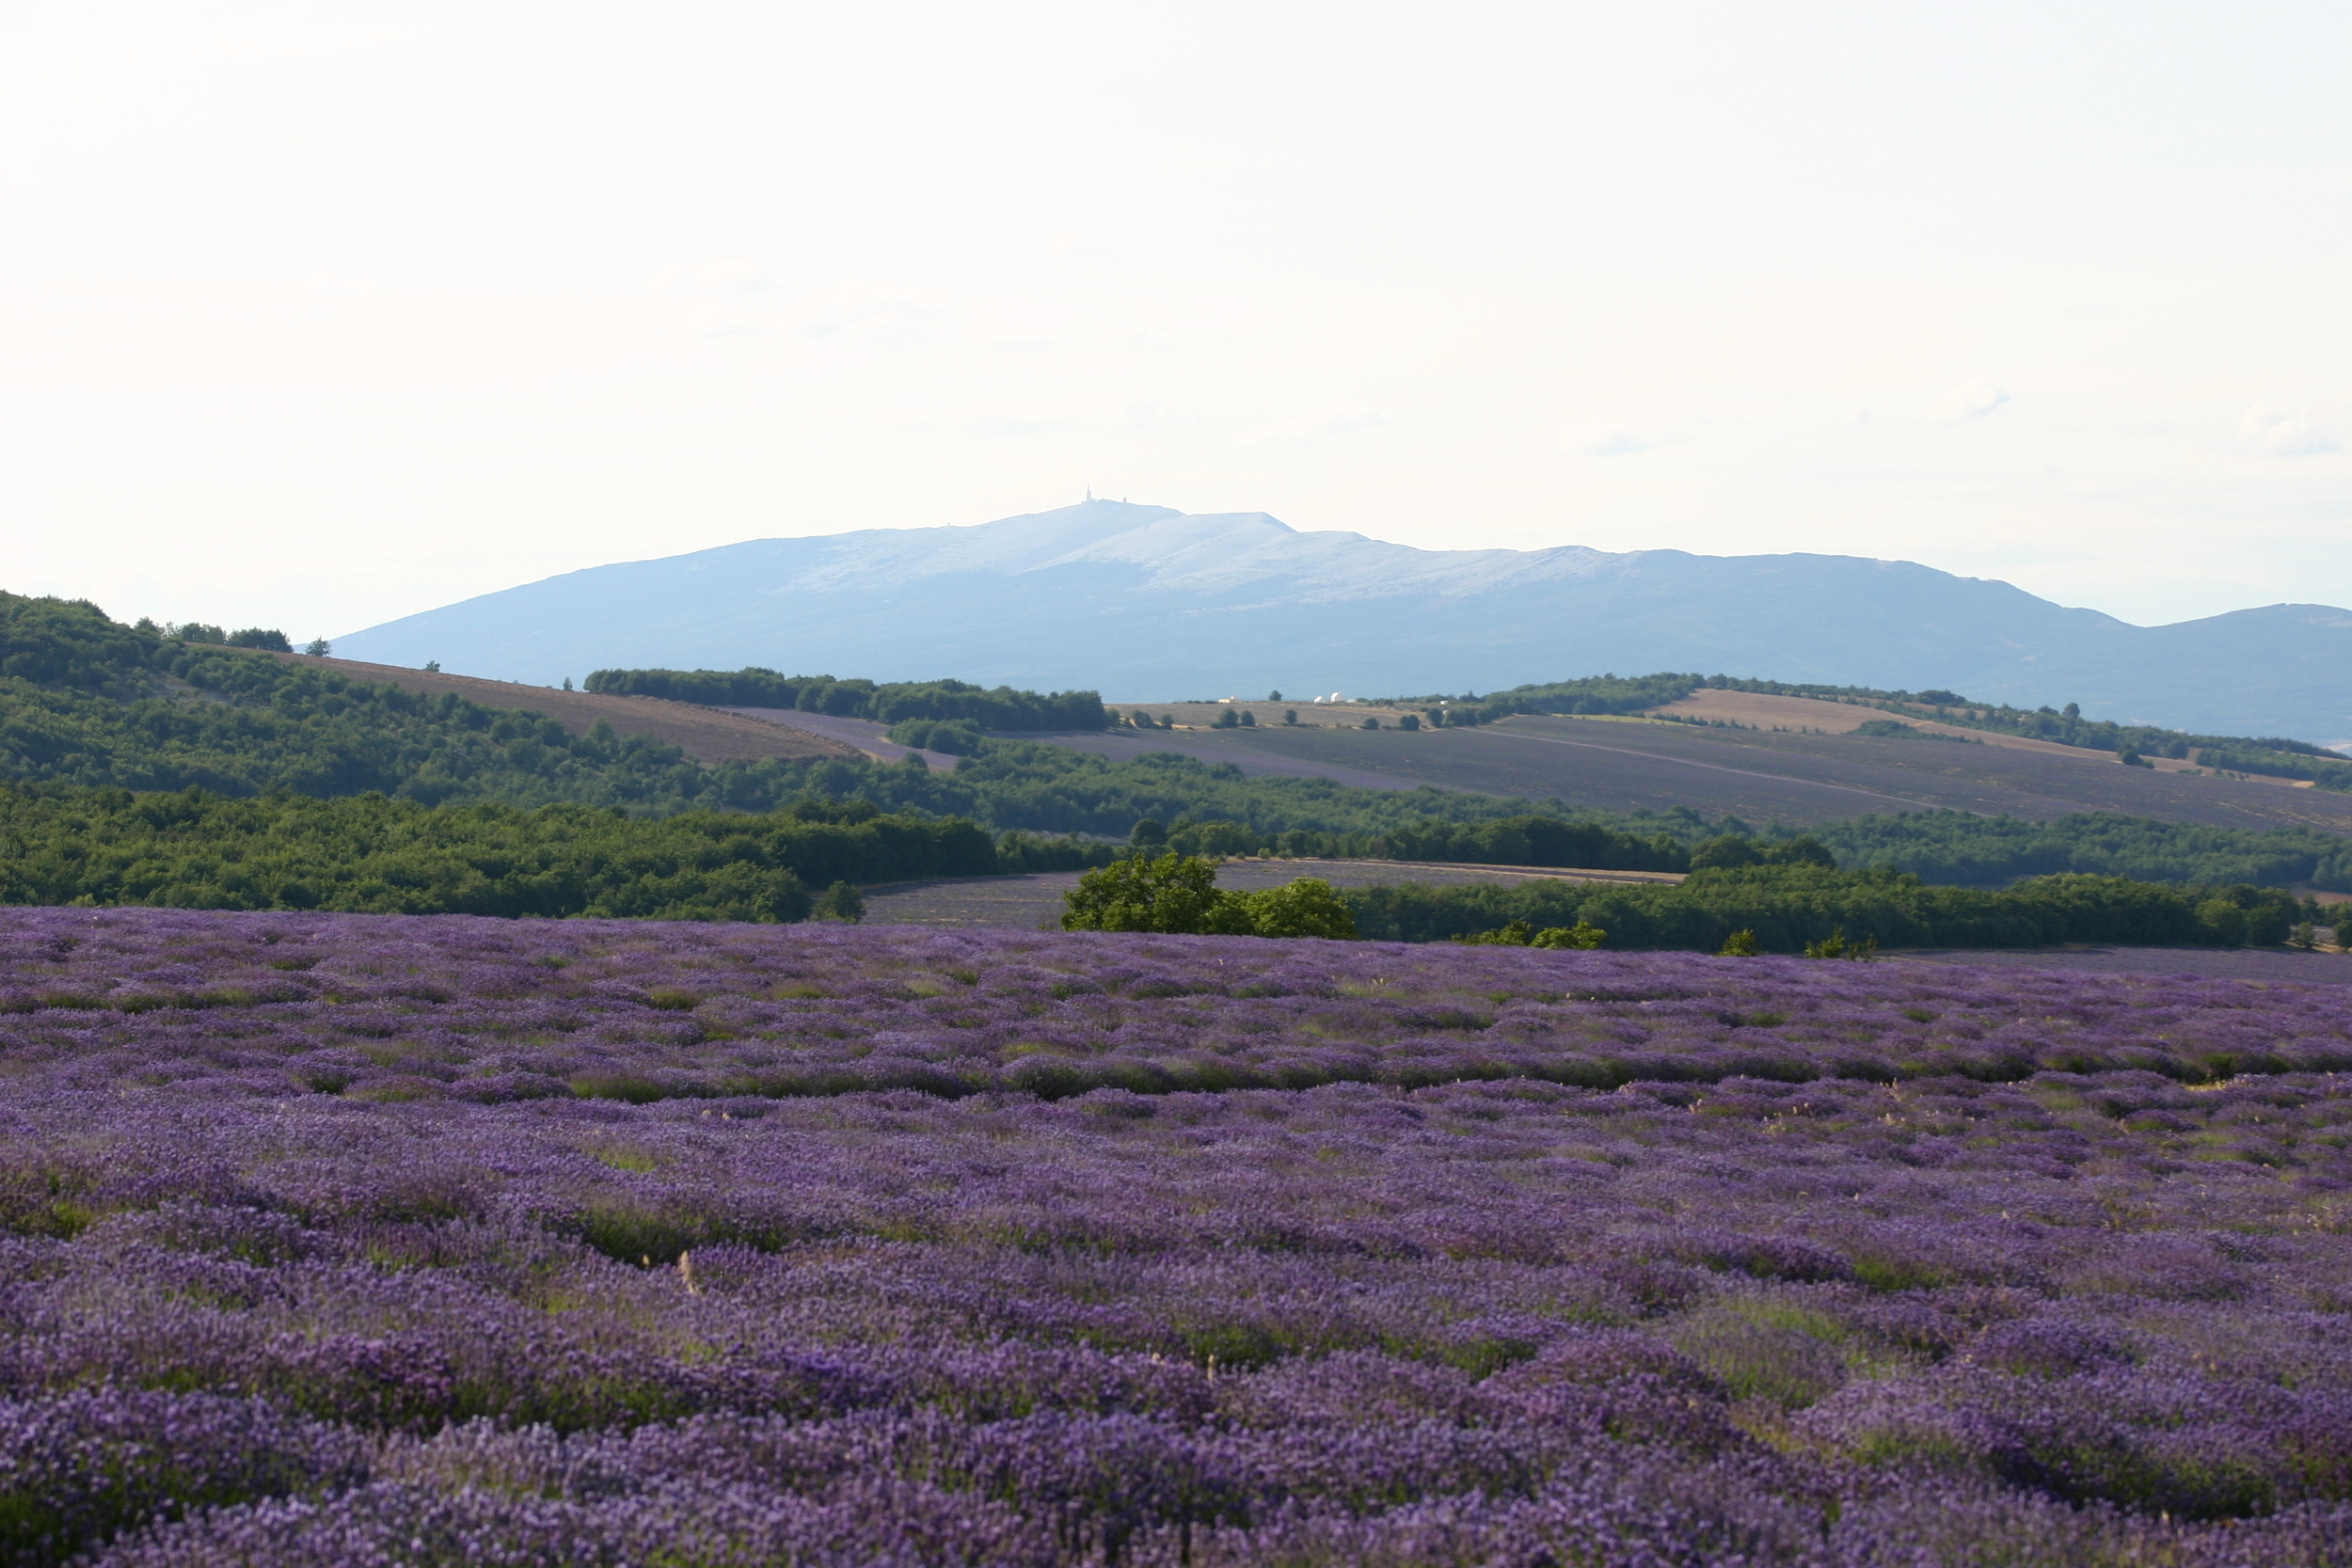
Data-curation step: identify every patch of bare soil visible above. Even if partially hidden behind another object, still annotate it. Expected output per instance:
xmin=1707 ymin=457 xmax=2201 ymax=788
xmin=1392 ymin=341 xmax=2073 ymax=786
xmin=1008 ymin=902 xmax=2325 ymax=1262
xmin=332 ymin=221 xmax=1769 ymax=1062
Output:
xmin=264 ymin=654 xmax=863 ymax=766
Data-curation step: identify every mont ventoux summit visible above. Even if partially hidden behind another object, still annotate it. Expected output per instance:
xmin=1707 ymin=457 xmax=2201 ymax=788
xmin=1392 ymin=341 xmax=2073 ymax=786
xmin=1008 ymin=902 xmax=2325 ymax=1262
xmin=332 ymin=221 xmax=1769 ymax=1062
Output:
xmin=341 ymin=499 xmax=2352 ymax=741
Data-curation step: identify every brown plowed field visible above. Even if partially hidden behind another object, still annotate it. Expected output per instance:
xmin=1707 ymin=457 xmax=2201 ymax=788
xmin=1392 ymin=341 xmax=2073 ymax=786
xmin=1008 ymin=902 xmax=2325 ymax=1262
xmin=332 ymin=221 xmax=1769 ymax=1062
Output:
xmin=263 ymin=654 xmax=862 ymax=766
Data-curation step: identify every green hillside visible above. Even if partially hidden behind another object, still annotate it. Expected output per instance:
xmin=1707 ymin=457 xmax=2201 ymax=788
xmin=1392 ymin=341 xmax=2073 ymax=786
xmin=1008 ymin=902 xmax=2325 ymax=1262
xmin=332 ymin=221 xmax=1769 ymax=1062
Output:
xmin=11 ymin=591 xmax=2352 ymax=917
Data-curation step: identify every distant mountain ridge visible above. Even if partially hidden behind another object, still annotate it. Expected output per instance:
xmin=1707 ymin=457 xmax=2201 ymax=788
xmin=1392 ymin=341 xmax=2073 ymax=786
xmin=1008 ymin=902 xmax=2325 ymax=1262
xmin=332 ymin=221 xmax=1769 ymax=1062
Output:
xmin=337 ymin=500 xmax=2352 ymax=741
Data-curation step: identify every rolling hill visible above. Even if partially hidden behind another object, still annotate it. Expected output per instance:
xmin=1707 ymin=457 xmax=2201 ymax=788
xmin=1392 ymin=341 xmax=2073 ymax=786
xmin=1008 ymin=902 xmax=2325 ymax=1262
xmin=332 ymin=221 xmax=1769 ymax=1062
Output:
xmin=336 ymin=499 xmax=2352 ymax=740
xmin=1043 ymin=703 xmax=2352 ymax=840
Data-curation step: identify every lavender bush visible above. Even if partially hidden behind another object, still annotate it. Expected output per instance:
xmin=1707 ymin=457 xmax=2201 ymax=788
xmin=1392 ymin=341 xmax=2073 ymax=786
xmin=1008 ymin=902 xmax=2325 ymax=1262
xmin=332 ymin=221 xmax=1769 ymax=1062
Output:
xmin=2 ymin=906 xmax=2350 ymax=1564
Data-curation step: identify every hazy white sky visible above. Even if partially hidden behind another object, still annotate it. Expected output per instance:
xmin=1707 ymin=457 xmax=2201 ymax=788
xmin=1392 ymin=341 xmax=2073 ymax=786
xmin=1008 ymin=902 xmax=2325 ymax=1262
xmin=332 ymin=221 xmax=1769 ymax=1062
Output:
xmin=3 ymin=1 xmax=2346 ymax=641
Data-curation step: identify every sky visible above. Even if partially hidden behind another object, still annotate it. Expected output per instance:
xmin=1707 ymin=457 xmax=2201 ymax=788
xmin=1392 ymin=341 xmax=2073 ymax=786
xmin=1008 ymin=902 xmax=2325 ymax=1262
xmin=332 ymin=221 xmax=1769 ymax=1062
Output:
xmin=2 ymin=1 xmax=2346 ymax=643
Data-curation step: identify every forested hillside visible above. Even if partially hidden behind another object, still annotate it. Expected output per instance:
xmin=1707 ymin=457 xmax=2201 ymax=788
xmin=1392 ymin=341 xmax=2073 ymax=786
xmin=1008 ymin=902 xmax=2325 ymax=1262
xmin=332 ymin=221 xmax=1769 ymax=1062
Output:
xmin=13 ymin=591 xmax=2352 ymax=912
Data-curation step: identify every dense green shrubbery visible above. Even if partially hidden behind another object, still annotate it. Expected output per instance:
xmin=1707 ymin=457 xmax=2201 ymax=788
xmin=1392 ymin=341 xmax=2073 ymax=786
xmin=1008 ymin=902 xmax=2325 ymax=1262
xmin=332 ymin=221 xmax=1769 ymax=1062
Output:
xmin=0 ymin=788 xmax=997 ymax=920
xmin=1059 ymin=853 xmax=1357 ymax=940
xmin=583 ymin=667 xmax=1108 ymax=731
xmin=884 ymin=718 xmax=984 ymax=754
xmin=1057 ymin=855 xmax=2306 ymax=954
xmin=1812 ymin=810 xmax=2352 ymax=890
xmin=1343 ymin=865 xmax=2299 ymax=952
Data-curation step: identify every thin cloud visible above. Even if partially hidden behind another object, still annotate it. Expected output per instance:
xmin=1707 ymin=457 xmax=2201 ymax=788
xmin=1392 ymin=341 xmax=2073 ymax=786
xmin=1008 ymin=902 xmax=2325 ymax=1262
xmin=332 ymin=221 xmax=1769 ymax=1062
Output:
xmin=1562 ymin=423 xmax=1650 ymax=456
xmin=1242 ymin=406 xmax=1387 ymax=445
xmin=657 ymin=257 xmax=774 ymax=295
xmin=1931 ymin=379 xmax=2010 ymax=424
xmin=2243 ymin=405 xmax=2341 ymax=456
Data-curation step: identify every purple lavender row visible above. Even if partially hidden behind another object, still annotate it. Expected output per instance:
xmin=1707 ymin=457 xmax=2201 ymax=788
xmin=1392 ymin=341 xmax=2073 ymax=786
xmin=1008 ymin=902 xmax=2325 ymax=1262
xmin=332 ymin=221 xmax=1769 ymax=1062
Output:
xmin=7 ymin=907 xmax=2347 ymax=1107
xmin=0 ymin=906 xmax=2347 ymax=1563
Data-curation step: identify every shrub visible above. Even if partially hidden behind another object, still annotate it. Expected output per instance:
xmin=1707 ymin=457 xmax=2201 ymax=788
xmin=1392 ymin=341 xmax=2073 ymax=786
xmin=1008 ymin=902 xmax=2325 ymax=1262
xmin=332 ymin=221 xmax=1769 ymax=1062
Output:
xmin=1062 ymin=856 xmax=1354 ymax=940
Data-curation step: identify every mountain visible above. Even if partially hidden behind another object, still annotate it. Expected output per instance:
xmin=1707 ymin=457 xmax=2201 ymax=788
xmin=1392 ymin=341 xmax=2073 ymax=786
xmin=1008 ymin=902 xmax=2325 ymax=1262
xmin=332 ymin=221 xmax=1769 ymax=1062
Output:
xmin=336 ymin=501 xmax=2352 ymax=741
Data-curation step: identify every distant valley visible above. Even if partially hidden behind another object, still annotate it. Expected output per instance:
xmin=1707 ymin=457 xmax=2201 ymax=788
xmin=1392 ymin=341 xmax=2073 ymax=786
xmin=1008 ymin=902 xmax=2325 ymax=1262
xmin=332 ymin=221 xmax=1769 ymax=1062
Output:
xmin=337 ymin=499 xmax=2352 ymax=741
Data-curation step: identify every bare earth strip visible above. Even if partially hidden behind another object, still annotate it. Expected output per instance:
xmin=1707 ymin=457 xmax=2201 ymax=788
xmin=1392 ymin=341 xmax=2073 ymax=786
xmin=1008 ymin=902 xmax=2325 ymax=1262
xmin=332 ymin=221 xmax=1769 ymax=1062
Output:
xmin=267 ymin=655 xmax=862 ymax=765
xmin=864 ymin=857 xmax=1675 ymax=931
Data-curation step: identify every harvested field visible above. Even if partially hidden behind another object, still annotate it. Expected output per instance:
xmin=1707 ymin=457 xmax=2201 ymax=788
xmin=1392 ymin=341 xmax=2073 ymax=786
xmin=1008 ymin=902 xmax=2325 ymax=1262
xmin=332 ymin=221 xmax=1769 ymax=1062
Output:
xmin=269 ymin=653 xmax=861 ymax=765
xmin=864 ymin=856 xmax=1677 ymax=930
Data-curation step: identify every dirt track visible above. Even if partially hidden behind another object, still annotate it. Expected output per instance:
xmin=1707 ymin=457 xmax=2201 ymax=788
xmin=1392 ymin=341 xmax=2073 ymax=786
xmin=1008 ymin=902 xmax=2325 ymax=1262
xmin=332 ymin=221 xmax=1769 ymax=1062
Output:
xmin=263 ymin=654 xmax=863 ymax=766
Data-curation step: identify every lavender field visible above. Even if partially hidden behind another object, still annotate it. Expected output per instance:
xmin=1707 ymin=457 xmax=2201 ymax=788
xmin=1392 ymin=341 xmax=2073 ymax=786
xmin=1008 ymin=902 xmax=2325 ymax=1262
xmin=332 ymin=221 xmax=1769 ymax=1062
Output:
xmin=4 ymin=908 xmax=2352 ymax=1564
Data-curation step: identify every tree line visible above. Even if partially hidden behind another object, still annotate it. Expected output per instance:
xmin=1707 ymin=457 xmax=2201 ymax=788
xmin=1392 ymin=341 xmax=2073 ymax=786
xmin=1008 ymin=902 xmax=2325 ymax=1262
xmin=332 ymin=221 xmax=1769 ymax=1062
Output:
xmin=1375 ymin=672 xmax=1704 ymax=727
xmin=0 ymin=787 xmax=1050 ymax=921
xmin=581 ymin=667 xmax=1108 ymax=731
xmin=1053 ymin=852 xmax=2312 ymax=955
xmin=1341 ymin=864 xmax=2306 ymax=952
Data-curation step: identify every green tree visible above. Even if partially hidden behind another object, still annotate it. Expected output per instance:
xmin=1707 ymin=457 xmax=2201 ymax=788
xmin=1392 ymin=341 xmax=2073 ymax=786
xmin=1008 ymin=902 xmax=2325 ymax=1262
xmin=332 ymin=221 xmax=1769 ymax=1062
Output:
xmin=1690 ymin=834 xmax=1761 ymax=870
xmin=813 ymin=880 xmax=866 ymax=923
xmin=303 ymin=639 xmax=331 ymax=657
xmin=1060 ymin=853 xmax=1251 ymax=935
xmin=1718 ymin=928 xmax=1763 ymax=956
xmin=1232 ymin=878 xmax=1356 ymax=939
